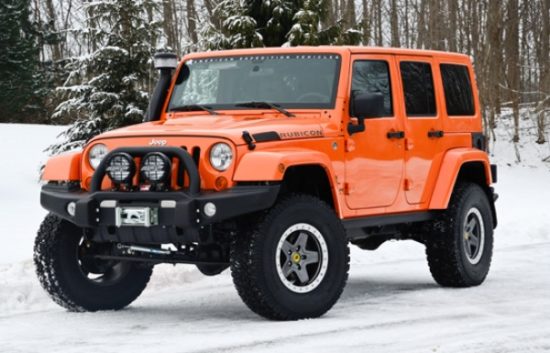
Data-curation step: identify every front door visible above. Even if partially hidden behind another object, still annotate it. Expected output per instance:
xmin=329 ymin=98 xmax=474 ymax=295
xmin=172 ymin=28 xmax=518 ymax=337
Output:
xmin=345 ymin=55 xmax=405 ymax=210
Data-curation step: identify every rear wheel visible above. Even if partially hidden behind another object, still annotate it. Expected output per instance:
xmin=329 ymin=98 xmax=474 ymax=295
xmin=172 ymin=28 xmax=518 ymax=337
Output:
xmin=34 ymin=214 xmax=153 ymax=311
xmin=230 ymin=195 xmax=349 ymax=320
xmin=425 ymin=183 xmax=494 ymax=287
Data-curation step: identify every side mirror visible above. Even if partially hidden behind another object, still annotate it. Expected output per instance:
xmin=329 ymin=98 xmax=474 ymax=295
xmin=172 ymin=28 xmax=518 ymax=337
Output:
xmin=348 ymin=91 xmax=385 ymax=135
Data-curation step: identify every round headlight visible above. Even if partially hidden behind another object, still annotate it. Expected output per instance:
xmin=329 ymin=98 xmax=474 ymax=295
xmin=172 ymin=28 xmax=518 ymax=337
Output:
xmin=105 ymin=153 xmax=135 ymax=184
xmin=210 ymin=143 xmax=233 ymax=171
xmin=141 ymin=152 xmax=171 ymax=183
xmin=88 ymin=143 xmax=109 ymax=169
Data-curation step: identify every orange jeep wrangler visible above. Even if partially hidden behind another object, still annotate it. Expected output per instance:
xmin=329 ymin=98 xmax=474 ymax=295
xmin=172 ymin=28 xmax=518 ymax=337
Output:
xmin=35 ymin=47 xmax=497 ymax=320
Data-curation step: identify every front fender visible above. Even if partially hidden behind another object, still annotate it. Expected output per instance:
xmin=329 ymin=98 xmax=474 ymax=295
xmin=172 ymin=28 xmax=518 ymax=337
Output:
xmin=233 ymin=148 xmax=336 ymax=182
xmin=429 ymin=148 xmax=493 ymax=209
xmin=42 ymin=151 xmax=81 ymax=182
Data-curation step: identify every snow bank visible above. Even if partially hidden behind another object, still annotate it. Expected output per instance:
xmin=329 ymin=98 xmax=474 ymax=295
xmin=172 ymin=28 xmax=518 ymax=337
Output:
xmin=0 ymin=124 xmax=65 ymax=264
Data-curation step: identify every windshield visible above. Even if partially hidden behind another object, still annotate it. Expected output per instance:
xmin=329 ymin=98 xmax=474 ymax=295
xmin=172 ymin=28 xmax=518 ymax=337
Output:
xmin=168 ymin=54 xmax=341 ymax=111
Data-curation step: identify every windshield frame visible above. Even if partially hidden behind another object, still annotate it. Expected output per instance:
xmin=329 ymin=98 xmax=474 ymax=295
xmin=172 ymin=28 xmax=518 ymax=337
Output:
xmin=167 ymin=53 xmax=342 ymax=112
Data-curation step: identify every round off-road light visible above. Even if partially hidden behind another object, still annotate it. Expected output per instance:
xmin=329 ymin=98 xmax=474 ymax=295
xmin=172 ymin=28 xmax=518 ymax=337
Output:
xmin=204 ymin=202 xmax=217 ymax=217
xmin=210 ymin=143 xmax=233 ymax=171
xmin=141 ymin=152 xmax=171 ymax=183
xmin=88 ymin=143 xmax=109 ymax=169
xmin=105 ymin=153 xmax=135 ymax=184
xmin=67 ymin=202 xmax=76 ymax=217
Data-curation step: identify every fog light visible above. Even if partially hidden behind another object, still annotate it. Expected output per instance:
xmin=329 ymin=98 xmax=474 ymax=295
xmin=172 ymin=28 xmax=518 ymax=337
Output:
xmin=106 ymin=153 xmax=135 ymax=184
xmin=204 ymin=202 xmax=216 ymax=217
xmin=67 ymin=202 xmax=76 ymax=217
xmin=141 ymin=152 xmax=171 ymax=184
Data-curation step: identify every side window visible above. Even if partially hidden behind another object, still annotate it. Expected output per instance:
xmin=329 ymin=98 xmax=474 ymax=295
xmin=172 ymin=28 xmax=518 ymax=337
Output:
xmin=440 ymin=64 xmax=475 ymax=116
xmin=351 ymin=60 xmax=393 ymax=116
xmin=400 ymin=61 xmax=436 ymax=116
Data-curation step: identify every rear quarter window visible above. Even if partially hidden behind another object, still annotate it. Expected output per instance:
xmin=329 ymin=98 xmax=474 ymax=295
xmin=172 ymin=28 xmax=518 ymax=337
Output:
xmin=440 ymin=64 xmax=475 ymax=116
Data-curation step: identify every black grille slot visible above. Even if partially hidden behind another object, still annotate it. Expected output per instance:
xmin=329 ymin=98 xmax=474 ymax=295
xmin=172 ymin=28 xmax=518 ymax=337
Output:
xmin=192 ymin=147 xmax=201 ymax=168
xmin=181 ymin=146 xmax=200 ymax=168
xmin=177 ymin=146 xmax=200 ymax=188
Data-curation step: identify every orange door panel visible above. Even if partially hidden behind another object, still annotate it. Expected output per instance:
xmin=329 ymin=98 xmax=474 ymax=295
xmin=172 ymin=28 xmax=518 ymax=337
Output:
xmin=345 ymin=54 xmax=405 ymax=210
xmin=396 ymin=56 xmax=445 ymax=205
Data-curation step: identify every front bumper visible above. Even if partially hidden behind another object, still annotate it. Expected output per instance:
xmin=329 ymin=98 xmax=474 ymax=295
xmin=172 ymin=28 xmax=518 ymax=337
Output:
xmin=41 ymin=183 xmax=280 ymax=229
xmin=41 ymin=183 xmax=279 ymax=240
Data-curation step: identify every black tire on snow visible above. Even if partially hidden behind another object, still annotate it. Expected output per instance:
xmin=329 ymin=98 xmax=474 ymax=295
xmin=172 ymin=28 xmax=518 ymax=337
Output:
xmin=34 ymin=214 xmax=153 ymax=312
xmin=426 ymin=182 xmax=494 ymax=287
xmin=196 ymin=264 xmax=229 ymax=276
xmin=230 ymin=194 xmax=350 ymax=320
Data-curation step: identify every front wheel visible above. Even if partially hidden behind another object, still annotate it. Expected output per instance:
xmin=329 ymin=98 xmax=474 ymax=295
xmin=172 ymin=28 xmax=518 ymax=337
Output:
xmin=230 ymin=195 xmax=350 ymax=320
xmin=34 ymin=214 xmax=153 ymax=312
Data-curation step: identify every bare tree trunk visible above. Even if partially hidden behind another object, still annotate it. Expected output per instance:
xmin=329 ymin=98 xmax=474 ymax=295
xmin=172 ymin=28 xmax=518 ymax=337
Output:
xmin=186 ymin=0 xmax=198 ymax=45
xmin=505 ymin=0 xmax=520 ymax=143
xmin=45 ymin=0 xmax=62 ymax=61
xmin=162 ymin=0 xmax=178 ymax=52
xmin=448 ymin=0 xmax=458 ymax=52
xmin=347 ymin=0 xmax=357 ymax=27
xmin=486 ymin=0 xmax=503 ymax=131
xmin=536 ymin=0 xmax=550 ymax=144
xmin=471 ymin=0 xmax=480 ymax=58
xmin=373 ymin=0 xmax=383 ymax=46
xmin=361 ymin=0 xmax=371 ymax=45
xmin=428 ymin=0 xmax=441 ymax=49
xmin=417 ymin=0 xmax=428 ymax=49
xmin=390 ymin=0 xmax=400 ymax=47
xmin=404 ymin=0 xmax=410 ymax=47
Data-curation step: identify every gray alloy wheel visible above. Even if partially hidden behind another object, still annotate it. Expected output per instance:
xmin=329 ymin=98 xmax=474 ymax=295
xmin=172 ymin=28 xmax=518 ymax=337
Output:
xmin=275 ymin=223 xmax=329 ymax=294
xmin=462 ymin=207 xmax=485 ymax=265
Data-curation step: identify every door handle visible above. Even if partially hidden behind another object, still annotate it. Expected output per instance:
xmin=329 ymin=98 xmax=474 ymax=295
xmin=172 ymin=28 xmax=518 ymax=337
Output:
xmin=387 ymin=131 xmax=405 ymax=139
xmin=428 ymin=130 xmax=444 ymax=138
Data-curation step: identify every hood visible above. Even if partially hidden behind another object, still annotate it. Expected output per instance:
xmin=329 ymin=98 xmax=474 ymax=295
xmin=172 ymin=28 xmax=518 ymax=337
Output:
xmin=93 ymin=113 xmax=328 ymax=145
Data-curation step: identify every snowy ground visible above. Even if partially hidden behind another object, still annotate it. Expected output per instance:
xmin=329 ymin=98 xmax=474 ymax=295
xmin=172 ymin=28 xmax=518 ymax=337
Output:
xmin=0 ymin=122 xmax=549 ymax=352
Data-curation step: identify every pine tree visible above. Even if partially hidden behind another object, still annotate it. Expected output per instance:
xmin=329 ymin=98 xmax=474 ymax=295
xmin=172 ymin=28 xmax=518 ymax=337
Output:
xmin=49 ymin=0 xmax=161 ymax=154
xmin=0 ymin=0 xmax=41 ymax=123
xmin=287 ymin=0 xmax=361 ymax=46
xmin=205 ymin=0 xmax=263 ymax=49
xmin=250 ymin=0 xmax=301 ymax=46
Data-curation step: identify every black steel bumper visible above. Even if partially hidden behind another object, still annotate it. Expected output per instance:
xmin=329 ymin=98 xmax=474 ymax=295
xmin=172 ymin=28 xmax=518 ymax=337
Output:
xmin=41 ymin=183 xmax=280 ymax=230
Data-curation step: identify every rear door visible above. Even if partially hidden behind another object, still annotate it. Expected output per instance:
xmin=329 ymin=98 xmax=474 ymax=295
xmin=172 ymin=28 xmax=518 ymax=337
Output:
xmin=396 ymin=57 xmax=445 ymax=205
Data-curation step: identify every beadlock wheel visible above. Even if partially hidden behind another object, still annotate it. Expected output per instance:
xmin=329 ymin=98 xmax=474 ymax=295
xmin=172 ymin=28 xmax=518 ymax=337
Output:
xmin=230 ymin=195 xmax=350 ymax=320
xmin=462 ymin=207 xmax=485 ymax=265
xmin=275 ymin=223 xmax=329 ymax=293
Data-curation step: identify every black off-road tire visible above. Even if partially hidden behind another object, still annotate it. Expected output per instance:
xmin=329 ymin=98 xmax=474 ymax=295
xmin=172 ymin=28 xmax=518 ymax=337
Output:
xmin=426 ymin=182 xmax=494 ymax=287
xmin=196 ymin=264 xmax=229 ymax=276
xmin=34 ymin=214 xmax=153 ymax=312
xmin=230 ymin=194 xmax=350 ymax=320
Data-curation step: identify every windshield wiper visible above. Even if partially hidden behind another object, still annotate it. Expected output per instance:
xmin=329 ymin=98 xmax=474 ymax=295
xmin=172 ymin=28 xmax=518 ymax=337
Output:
xmin=169 ymin=104 xmax=218 ymax=115
xmin=235 ymin=101 xmax=295 ymax=117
